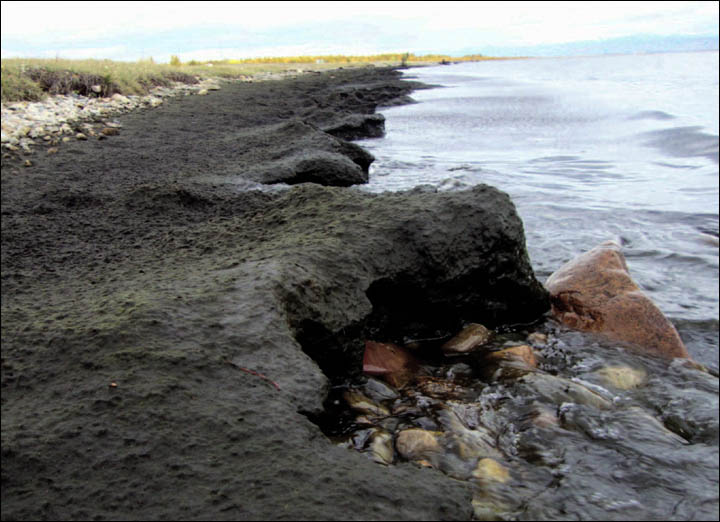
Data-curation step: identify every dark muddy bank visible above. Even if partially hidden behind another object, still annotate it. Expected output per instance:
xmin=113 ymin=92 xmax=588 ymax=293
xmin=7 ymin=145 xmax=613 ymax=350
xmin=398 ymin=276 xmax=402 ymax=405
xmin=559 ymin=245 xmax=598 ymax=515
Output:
xmin=1 ymin=67 xmax=548 ymax=520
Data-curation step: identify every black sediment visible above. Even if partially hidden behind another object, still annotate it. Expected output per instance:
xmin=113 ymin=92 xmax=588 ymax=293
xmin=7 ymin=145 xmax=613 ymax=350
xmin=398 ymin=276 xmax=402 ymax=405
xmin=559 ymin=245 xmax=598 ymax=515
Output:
xmin=1 ymin=67 xmax=549 ymax=520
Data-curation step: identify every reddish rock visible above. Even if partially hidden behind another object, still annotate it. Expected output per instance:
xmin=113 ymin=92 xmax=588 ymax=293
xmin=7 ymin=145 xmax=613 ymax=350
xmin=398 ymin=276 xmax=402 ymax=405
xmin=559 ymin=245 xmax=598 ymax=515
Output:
xmin=363 ymin=341 xmax=418 ymax=387
xmin=545 ymin=240 xmax=689 ymax=359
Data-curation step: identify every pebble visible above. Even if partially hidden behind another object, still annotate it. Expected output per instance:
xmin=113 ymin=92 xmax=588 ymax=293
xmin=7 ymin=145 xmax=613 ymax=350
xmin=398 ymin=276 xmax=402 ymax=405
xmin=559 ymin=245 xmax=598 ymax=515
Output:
xmin=442 ymin=323 xmax=493 ymax=354
xmin=593 ymin=366 xmax=647 ymax=390
xmin=368 ymin=429 xmax=394 ymax=465
xmin=519 ymin=372 xmax=612 ymax=410
xmin=395 ymin=428 xmax=442 ymax=461
xmin=343 ymin=390 xmax=390 ymax=417
xmin=483 ymin=345 xmax=538 ymax=380
xmin=472 ymin=458 xmax=511 ymax=484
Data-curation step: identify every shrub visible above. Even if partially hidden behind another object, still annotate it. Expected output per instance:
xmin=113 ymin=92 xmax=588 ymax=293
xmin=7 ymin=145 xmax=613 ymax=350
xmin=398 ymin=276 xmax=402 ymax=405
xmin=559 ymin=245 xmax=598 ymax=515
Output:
xmin=169 ymin=55 xmax=182 ymax=66
xmin=163 ymin=71 xmax=199 ymax=84
xmin=23 ymin=67 xmax=119 ymax=97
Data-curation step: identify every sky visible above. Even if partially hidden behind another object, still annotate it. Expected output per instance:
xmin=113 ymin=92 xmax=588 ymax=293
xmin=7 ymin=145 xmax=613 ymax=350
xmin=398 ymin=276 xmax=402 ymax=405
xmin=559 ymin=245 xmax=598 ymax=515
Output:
xmin=1 ymin=0 xmax=718 ymax=62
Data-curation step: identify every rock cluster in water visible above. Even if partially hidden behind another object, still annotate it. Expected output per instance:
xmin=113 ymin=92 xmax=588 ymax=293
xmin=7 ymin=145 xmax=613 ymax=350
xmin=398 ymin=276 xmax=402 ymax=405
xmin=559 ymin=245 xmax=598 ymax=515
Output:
xmin=335 ymin=321 xmax=696 ymax=520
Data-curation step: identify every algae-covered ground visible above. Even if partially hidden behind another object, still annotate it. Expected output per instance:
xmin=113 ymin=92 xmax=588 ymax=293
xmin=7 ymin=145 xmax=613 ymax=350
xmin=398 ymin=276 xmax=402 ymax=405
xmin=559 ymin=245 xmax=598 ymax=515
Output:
xmin=1 ymin=67 xmax=549 ymax=520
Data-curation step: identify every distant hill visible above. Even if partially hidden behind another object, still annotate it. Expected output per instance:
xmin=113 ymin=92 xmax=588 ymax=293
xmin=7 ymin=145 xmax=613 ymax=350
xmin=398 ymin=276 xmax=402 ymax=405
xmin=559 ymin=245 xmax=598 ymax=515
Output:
xmin=456 ymin=34 xmax=719 ymax=57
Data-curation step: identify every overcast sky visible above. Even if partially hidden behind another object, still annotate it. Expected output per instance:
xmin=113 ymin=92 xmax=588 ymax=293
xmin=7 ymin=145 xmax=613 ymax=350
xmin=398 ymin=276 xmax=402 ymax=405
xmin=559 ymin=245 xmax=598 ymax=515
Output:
xmin=1 ymin=1 xmax=718 ymax=61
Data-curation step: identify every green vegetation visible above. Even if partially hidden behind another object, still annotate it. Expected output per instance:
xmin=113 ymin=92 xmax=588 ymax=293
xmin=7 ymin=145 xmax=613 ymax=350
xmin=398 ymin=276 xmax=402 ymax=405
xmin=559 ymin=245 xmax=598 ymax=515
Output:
xmin=1 ymin=52 xmax=509 ymax=103
xmin=1 ymin=58 xmax=210 ymax=102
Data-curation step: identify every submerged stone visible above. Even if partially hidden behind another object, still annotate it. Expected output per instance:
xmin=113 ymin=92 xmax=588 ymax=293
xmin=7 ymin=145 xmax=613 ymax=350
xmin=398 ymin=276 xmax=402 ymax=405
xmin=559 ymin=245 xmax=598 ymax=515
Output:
xmin=593 ymin=365 xmax=647 ymax=390
xmin=416 ymin=376 xmax=469 ymax=400
xmin=363 ymin=341 xmax=418 ymax=388
xmin=472 ymin=458 xmax=511 ymax=484
xmin=395 ymin=428 xmax=443 ymax=461
xmin=437 ymin=408 xmax=501 ymax=460
xmin=343 ymin=390 xmax=390 ymax=417
xmin=484 ymin=345 xmax=538 ymax=380
xmin=442 ymin=323 xmax=493 ymax=355
xmin=527 ymin=332 xmax=548 ymax=346
xmin=362 ymin=377 xmax=400 ymax=402
xmin=545 ymin=240 xmax=689 ymax=359
xmin=519 ymin=372 xmax=613 ymax=410
xmin=368 ymin=429 xmax=394 ymax=465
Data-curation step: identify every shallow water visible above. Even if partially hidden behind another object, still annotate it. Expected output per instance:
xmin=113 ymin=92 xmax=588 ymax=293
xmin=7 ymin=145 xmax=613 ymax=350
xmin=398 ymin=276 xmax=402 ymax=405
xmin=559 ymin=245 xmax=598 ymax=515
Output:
xmin=344 ymin=52 xmax=719 ymax=520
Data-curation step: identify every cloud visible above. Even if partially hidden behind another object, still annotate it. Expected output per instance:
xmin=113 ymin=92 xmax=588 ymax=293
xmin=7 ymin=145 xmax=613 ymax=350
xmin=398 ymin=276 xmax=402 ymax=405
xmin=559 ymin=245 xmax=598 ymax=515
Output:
xmin=1 ymin=0 xmax=717 ymax=61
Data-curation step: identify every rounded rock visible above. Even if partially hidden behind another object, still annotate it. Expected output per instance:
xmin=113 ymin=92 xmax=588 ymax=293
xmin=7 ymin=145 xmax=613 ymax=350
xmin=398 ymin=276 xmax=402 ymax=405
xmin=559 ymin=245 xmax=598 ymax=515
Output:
xmin=395 ymin=428 xmax=442 ymax=461
xmin=442 ymin=323 xmax=493 ymax=355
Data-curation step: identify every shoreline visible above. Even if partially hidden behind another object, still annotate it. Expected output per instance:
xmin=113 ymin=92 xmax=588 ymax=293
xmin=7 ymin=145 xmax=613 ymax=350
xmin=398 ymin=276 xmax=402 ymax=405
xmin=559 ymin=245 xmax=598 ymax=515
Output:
xmin=2 ymin=65 xmax=552 ymax=520
xmin=1 ymin=65 xmax=389 ymax=156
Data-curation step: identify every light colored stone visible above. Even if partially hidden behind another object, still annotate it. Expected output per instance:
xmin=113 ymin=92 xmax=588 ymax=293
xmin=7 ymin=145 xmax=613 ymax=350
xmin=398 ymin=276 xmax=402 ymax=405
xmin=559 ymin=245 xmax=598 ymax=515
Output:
xmin=519 ymin=372 xmax=612 ymax=410
xmin=527 ymin=332 xmax=548 ymax=346
xmin=75 ymin=133 xmax=87 ymax=140
xmin=28 ymin=126 xmax=45 ymax=138
xmin=197 ymin=89 xmax=209 ymax=95
xmin=395 ymin=428 xmax=442 ymax=461
xmin=111 ymin=93 xmax=130 ymax=103
xmin=545 ymin=240 xmax=689 ymax=359
xmin=369 ymin=429 xmax=394 ymax=465
xmin=486 ymin=345 xmax=537 ymax=368
xmin=442 ymin=323 xmax=493 ymax=354
xmin=472 ymin=458 xmax=510 ymax=484
xmin=594 ymin=366 xmax=647 ymax=390
xmin=343 ymin=390 xmax=390 ymax=417
xmin=437 ymin=408 xmax=501 ymax=460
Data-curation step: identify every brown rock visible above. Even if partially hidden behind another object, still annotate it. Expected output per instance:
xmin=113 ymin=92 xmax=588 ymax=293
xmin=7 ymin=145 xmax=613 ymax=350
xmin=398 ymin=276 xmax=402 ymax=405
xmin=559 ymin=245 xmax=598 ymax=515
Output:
xmin=101 ymin=127 xmax=120 ymax=136
xmin=363 ymin=341 xmax=418 ymax=388
xmin=545 ymin=240 xmax=689 ymax=359
xmin=486 ymin=345 xmax=537 ymax=368
xmin=442 ymin=323 xmax=492 ymax=354
xmin=484 ymin=344 xmax=538 ymax=380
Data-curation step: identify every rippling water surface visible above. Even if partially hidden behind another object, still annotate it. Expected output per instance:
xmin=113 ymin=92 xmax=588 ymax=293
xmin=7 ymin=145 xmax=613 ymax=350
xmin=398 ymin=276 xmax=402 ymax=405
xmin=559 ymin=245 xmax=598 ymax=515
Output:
xmin=350 ymin=52 xmax=719 ymax=520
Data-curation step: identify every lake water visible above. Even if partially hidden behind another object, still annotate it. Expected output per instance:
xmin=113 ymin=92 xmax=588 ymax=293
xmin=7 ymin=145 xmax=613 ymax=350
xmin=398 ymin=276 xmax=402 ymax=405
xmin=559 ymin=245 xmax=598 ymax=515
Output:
xmin=351 ymin=52 xmax=719 ymax=520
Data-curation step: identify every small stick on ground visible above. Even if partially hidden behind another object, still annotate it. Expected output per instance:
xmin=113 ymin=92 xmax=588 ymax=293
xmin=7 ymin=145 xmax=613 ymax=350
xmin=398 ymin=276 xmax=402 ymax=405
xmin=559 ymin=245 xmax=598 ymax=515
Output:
xmin=225 ymin=360 xmax=280 ymax=390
